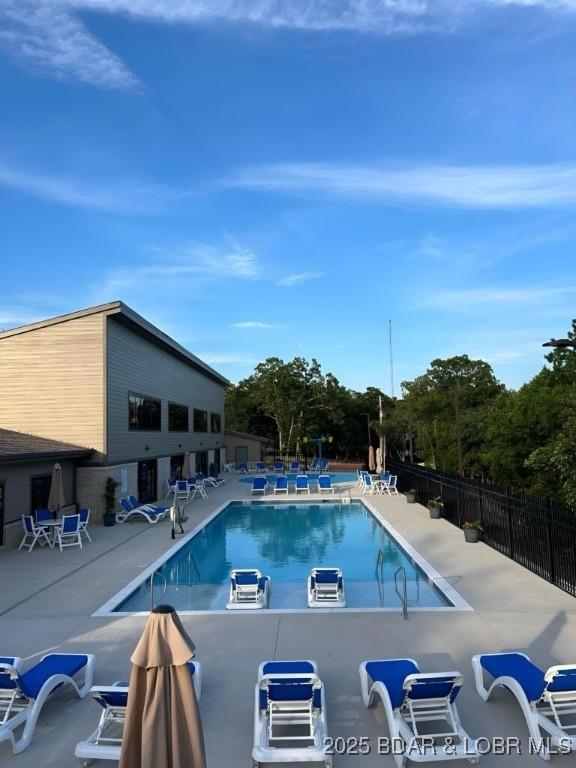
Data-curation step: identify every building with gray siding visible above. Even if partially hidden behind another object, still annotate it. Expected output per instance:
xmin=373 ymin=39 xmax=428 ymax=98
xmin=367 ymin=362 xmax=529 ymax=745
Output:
xmin=0 ymin=302 xmax=228 ymax=534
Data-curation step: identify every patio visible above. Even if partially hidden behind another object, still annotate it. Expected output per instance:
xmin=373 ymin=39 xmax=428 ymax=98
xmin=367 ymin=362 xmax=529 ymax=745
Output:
xmin=1 ymin=476 xmax=575 ymax=766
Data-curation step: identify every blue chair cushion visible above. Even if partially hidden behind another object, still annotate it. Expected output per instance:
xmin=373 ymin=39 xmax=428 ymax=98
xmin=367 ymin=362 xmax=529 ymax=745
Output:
xmin=480 ymin=653 xmax=546 ymax=702
xmin=406 ymin=675 xmax=461 ymax=703
xmin=235 ymin=572 xmax=259 ymax=585
xmin=315 ymin=571 xmax=339 ymax=584
xmin=258 ymin=577 xmax=269 ymax=590
xmin=96 ymin=686 xmax=128 ymax=709
xmin=19 ymin=654 xmax=88 ymax=699
xmin=365 ymin=659 xmax=420 ymax=709
xmin=260 ymin=661 xmax=321 ymax=710
xmin=547 ymin=668 xmax=576 ymax=693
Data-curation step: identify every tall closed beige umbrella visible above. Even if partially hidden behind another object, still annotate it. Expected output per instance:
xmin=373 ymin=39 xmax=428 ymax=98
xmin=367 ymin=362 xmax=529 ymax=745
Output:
xmin=182 ymin=451 xmax=192 ymax=480
xmin=47 ymin=463 xmax=65 ymax=513
xmin=368 ymin=445 xmax=376 ymax=472
xmin=119 ymin=605 xmax=206 ymax=768
xmin=375 ymin=447 xmax=383 ymax=474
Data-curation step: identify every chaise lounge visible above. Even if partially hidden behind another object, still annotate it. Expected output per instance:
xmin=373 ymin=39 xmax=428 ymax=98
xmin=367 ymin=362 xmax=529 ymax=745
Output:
xmin=226 ymin=569 xmax=271 ymax=610
xmin=308 ymin=568 xmax=346 ymax=608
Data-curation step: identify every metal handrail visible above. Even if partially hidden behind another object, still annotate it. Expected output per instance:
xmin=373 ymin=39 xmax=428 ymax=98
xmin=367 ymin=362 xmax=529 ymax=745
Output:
xmin=375 ymin=549 xmax=385 ymax=607
xmin=394 ymin=566 xmax=409 ymax=620
xmin=188 ymin=552 xmax=200 ymax=583
xmin=150 ymin=570 xmax=168 ymax=610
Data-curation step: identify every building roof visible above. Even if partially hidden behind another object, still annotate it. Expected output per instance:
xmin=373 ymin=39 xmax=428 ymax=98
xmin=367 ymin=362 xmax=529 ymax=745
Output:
xmin=225 ymin=429 xmax=273 ymax=443
xmin=0 ymin=301 xmax=229 ymax=386
xmin=0 ymin=428 xmax=93 ymax=463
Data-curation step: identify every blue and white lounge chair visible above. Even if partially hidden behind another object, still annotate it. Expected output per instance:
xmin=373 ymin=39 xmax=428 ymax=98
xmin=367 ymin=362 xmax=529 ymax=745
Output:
xmin=319 ymin=459 xmax=329 ymax=471
xmin=226 ymin=569 xmax=270 ymax=610
xmin=308 ymin=568 xmax=346 ymax=608
xmin=256 ymin=461 xmax=267 ymax=473
xmin=360 ymin=659 xmax=480 ymax=767
xmin=238 ymin=463 xmax=249 ymax=474
xmin=472 ymin=652 xmax=576 ymax=759
xmin=318 ymin=475 xmax=334 ymax=494
xmin=116 ymin=498 xmax=167 ymax=524
xmin=308 ymin=458 xmax=320 ymax=472
xmin=274 ymin=476 xmax=288 ymax=494
xmin=18 ymin=516 xmax=52 ymax=552
xmin=252 ymin=660 xmax=331 ymax=767
xmin=289 ymin=460 xmax=301 ymax=472
xmin=251 ymin=476 xmax=267 ymax=496
xmin=128 ymin=495 xmax=170 ymax=514
xmin=273 ymin=460 xmax=284 ymax=473
xmin=0 ymin=652 xmax=95 ymax=754
xmin=295 ymin=475 xmax=310 ymax=494
xmin=75 ymin=661 xmax=201 ymax=764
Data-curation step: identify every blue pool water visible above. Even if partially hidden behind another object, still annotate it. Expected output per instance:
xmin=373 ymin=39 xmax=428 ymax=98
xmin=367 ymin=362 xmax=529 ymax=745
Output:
xmin=115 ymin=501 xmax=453 ymax=612
xmin=237 ymin=471 xmax=357 ymax=485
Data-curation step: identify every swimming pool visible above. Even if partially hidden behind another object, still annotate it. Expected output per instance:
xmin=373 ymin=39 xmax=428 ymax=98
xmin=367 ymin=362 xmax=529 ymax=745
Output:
xmin=98 ymin=499 xmax=470 ymax=615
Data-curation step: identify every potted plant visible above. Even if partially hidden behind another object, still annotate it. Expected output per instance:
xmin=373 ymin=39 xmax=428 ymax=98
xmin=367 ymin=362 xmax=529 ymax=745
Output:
xmin=405 ymin=488 xmax=417 ymax=504
xmin=427 ymin=496 xmax=443 ymax=519
xmin=102 ymin=477 xmax=119 ymax=526
xmin=463 ymin=520 xmax=483 ymax=543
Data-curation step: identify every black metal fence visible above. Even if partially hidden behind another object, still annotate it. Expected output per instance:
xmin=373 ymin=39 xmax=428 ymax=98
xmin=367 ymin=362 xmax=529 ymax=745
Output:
xmin=388 ymin=459 xmax=576 ymax=598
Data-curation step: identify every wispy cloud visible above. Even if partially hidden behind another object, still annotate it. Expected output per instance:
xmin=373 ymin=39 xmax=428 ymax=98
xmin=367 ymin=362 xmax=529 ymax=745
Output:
xmin=230 ymin=321 xmax=275 ymax=329
xmin=2 ymin=1 xmax=575 ymax=88
xmin=276 ymin=271 xmax=323 ymax=287
xmin=96 ymin=240 xmax=260 ymax=300
xmin=198 ymin=352 xmax=258 ymax=366
xmin=423 ymin=285 xmax=576 ymax=310
xmin=225 ymin=162 xmax=576 ymax=210
xmin=0 ymin=160 xmax=174 ymax=214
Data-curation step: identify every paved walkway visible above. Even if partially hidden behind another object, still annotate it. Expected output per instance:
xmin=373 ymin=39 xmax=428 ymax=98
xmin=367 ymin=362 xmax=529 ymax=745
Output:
xmin=0 ymin=477 xmax=574 ymax=767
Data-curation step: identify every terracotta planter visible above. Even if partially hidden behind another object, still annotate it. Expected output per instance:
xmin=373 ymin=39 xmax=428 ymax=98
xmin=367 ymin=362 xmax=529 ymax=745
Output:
xmin=463 ymin=527 xmax=481 ymax=543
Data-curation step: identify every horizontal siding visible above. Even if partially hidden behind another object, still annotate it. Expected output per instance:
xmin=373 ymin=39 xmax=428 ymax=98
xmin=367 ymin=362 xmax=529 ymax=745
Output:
xmin=0 ymin=459 xmax=75 ymax=526
xmin=106 ymin=319 xmax=225 ymax=463
xmin=0 ymin=315 xmax=105 ymax=458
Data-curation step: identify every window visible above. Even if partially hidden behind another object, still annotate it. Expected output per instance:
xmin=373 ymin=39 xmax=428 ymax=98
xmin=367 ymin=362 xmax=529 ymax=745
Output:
xmin=31 ymin=475 xmax=51 ymax=514
xmin=210 ymin=412 xmax=222 ymax=433
xmin=169 ymin=402 xmax=189 ymax=432
xmin=129 ymin=393 xmax=161 ymax=430
xmin=193 ymin=408 xmax=208 ymax=432
xmin=0 ymin=481 xmax=4 ymax=545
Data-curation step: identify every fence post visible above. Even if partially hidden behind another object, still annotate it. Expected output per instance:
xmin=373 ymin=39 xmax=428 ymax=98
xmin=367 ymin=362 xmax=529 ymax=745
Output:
xmin=457 ymin=481 xmax=462 ymax=528
xmin=546 ymin=498 xmax=555 ymax=586
xmin=506 ymin=487 xmax=514 ymax=560
xmin=477 ymin=477 xmax=483 ymax=528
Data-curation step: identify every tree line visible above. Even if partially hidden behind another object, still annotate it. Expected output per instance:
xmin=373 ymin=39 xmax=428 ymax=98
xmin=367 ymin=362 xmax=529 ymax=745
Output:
xmin=225 ymin=320 xmax=576 ymax=507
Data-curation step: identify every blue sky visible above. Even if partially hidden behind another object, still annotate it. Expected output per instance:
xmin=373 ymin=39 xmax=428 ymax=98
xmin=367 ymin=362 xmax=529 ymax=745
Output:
xmin=1 ymin=1 xmax=576 ymax=394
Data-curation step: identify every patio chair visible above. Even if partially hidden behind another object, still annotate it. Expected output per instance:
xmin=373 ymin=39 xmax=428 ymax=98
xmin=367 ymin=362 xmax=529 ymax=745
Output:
xmin=273 ymin=460 xmax=284 ymax=473
xmin=18 ymin=516 xmax=52 ymax=552
xmin=361 ymin=473 xmax=379 ymax=495
xmin=386 ymin=475 xmax=399 ymax=496
xmin=174 ymin=480 xmax=189 ymax=502
xmin=319 ymin=459 xmax=329 ymax=471
xmin=295 ymin=475 xmax=310 ymax=494
xmin=55 ymin=514 xmax=82 ymax=551
xmin=74 ymin=661 xmax=201 ymax=764
xmin=308 ymin=458 xmax=320 ymax=472
xmin=186 ymin=479 xmax=208 ymax=501
xmin=238 ymin=463 xmax=249 ymax=474
xmin=256 ymin=461 xmax=267 ymax=473
xmin=128 ymin=495 xmax=169 ymax=515
xmin=116 ymin=498 xmax=166 ymax=525
xmin=251 ymin=477 xmax=267 ymax=496
xmin=355 ymin=469 xmax=364 ymax=487
xmin=252 ymin=660 xmax=331 ymax=767
xmin=35 ymin=508 xmax=52 ymax=524
xmin=164 ymin=479 xmax=176 ymax=500
xmin=274 ymin=476 xmax=289 ymax=494
xmin=318 ymin=475 xmax=335 ymax=494
xmin=472 ymin=652 xmax=576 ymax=759
xmin=78 ymin=507 xmax=92 ymax=542
xmin=308 ymin=568 xmax=346 ymax=608
xmin=0 ymin=652 xmax=95 ymax=754
xmin=289 ymin=460 xmax=301 ymax=472
xmin=226 ymin=569 xmax=271 ymax=610
xmin=198 ymin=472 xmax=224 ymax=488
xmin=359 ymin=658 xmax=480 ymax=767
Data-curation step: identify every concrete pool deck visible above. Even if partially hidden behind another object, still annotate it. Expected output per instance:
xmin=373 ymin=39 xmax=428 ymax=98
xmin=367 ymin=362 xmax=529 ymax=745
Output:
xmin=0 ymin=476 xmax=575 ymax=766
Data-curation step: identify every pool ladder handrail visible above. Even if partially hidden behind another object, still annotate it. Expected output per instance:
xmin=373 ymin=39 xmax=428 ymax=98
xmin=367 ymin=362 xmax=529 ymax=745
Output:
xmin=375 ymin=549 xmax=385 ymax=607
xmin=176 ymin=552 xmax=201 ymax=586
xmin=394 ymin=565 xmax=409 ymax=620
xmin=150 ymin=569 xmax=168 ymax=610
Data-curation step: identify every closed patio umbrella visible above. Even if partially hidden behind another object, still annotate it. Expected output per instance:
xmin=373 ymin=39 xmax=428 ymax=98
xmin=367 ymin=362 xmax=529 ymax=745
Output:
xmin=368 ymin=445 xmax=376 ymax=472
xmin=47 ymin=463 xmax=65 ymax=513
xmin=182 ymin=451 xmax=192 ymax=480
xmin=119 ymin=605 xmax=206 ymax=768
xmin=376 ymin=447 xmax=383 ymax=474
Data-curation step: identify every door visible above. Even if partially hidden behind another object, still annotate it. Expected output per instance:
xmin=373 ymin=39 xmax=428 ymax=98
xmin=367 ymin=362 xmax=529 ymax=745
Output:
xmin=196 ymin=451 xmax=208 ymax=476
xmin=235 ymin=446 xmax=248 ymax=465
xmin=137 ymin=460 xmax=157 ymax=503
xmin=0 ymin=482 xmax=4 ymax=546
